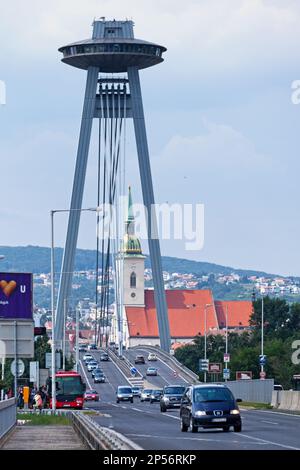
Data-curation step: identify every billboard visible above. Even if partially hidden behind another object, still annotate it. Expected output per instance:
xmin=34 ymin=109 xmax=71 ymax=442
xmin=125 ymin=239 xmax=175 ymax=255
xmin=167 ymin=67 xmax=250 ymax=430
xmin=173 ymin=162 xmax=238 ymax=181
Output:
xmin=0 ymin=273 xmax=33 ymax=319
xmin=208 ymin=363 xmax=222 ymax=374
xmin=236 ymin=371 xmax=253 ymax=380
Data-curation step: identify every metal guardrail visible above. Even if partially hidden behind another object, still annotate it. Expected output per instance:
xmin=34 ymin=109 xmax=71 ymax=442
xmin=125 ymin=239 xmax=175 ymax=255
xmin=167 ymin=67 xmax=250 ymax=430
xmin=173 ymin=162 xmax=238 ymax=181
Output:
xmin=131 ymin=345 xmax=200 ymax=384
xmin=0 ymin=398 xmax=17 ymax=441
xmin=71 ymin=412 xmax=142 ymax=450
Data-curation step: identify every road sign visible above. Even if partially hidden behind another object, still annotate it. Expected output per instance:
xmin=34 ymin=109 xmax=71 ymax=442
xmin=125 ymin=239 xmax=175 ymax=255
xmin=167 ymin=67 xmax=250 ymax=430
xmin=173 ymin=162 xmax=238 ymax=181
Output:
xmin=260 ymin=371 xmax=266 ymax=380
xmin=30 ymin=361 xmax=39 ymax=385
xmin=45 ymin=352 xmax=61 ymax=370
xmin=10 ymin=359 xmax=25 ymax=377
xmin=208 ymin=363 xmax=222 ymax=374
xmin=223 ymin=353 xmax=230 ymax=363
xmin=130 ymin=367 xmax=138 ymax=377
xmin=236 ymin=371 xmax=252 ymax=380
xmin=199 ymin=359 xmax=209 ymax=372
xmin=223 ymin=368 xmax=230 ymax=380
xmin=259 ymin=355 xmax=267 ymax=366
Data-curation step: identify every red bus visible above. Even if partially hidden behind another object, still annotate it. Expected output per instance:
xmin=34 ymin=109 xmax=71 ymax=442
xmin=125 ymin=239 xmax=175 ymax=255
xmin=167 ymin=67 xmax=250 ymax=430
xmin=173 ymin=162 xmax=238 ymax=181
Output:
xmin=46 ymin=371 xmax=86 ymax=409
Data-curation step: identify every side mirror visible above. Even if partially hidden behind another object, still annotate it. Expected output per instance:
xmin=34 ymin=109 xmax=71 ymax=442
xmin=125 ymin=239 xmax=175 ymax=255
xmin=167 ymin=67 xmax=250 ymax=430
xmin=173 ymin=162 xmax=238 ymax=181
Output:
xmin=236 ymin=398 xmax=242 ymax=403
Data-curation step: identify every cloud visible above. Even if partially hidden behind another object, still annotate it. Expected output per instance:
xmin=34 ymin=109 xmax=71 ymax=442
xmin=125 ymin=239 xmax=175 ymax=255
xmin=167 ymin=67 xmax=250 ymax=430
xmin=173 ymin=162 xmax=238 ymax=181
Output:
xmin=156 ymin=119 xmax=270 ymax=177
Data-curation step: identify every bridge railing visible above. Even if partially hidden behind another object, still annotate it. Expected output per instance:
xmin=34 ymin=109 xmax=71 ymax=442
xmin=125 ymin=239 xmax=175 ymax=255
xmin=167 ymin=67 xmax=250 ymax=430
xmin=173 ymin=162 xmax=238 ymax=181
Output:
xmin=0 ymin=398 xmax=17 ymax=442
xmin=71 ymin=412 xmax=141 ymax=450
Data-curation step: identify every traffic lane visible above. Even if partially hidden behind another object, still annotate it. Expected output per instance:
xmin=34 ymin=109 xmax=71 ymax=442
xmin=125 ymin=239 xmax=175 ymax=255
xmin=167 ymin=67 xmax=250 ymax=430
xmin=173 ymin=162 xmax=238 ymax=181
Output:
xmin=122 ymin=349 xmax=167 ymax=388
xmin=239 ymin=409 xmax=300 ymax=450
xmin=91 ymin=403 xmax=291 ymax=450
xmin=129 ymin=347 xmax=188 ymax=385
xmin=79 ymin=351 xmax=130 ymax=404
xmin=124 ymin=348 xmax=185 ymax=388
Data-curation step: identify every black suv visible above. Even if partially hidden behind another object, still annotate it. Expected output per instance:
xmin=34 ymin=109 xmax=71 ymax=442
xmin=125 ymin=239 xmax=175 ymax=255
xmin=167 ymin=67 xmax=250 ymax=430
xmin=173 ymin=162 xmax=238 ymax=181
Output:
xmin=180 ymin=384 xmax=242 ymax=433
xmin=160 ymin=385 xmax=186 ymax=412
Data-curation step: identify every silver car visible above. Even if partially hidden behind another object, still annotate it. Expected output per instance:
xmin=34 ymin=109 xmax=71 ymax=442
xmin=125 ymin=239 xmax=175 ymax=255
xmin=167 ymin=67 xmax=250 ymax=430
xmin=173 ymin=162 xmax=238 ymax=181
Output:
xmin=116 ymin=386 xmax=133 ymax=403
xmin=140 ymin=389 xmax=153 ymax=402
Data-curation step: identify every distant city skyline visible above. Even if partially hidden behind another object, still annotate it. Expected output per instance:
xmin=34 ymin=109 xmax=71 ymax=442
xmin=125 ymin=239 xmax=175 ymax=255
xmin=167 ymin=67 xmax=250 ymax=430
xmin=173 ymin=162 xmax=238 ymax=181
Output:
xmin=1 ymin=1 xmax=300 ymax=276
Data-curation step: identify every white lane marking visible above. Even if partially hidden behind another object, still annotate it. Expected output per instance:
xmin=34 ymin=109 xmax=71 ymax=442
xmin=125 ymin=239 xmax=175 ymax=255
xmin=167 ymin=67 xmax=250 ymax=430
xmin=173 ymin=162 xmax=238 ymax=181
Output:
xmin=135 ymin=348 xmax=189 ymax=383
xmin=237 ymin=433 xmax=300 ymax=450
xmin=249 ymin=409 xmax=300 ymax=418
xmin=161 ymin=413 xmax=180 ymax=420
xmin=126 ymin=434 xmax=230 ymax=442
xmin=79 ymin=359 xmax=92 ymax=389
xmin=261 ymin=420 xmax=279 ymax=425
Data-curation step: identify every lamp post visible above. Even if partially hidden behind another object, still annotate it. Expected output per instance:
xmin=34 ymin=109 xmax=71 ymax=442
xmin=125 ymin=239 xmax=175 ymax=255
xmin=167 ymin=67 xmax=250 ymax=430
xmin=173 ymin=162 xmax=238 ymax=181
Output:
xmin=50 ymin=206 xmax=101 ymax=411
xmin=204 ymin=303 xmax=212 ymax=383
xmin=252 ymin=288 xmax=265 ymax=377
xmin=261 ymin=295 xmax=264 ymax=375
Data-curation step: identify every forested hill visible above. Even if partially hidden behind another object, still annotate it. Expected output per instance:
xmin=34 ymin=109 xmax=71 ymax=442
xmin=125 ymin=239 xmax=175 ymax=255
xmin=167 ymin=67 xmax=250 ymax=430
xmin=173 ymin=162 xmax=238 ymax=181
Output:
xmin=0 ymin=245 xmax=278 ymax=278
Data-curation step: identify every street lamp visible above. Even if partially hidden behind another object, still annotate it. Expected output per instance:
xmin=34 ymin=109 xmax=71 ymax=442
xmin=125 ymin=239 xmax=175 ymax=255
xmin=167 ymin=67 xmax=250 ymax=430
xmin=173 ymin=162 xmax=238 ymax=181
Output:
xmin=50 ymin=206 xmax=102 ymax=411
xmin=204 ymin=303 xmax=213 ymax=383
xmin=252 ymin=288 xmax=265 ymax=378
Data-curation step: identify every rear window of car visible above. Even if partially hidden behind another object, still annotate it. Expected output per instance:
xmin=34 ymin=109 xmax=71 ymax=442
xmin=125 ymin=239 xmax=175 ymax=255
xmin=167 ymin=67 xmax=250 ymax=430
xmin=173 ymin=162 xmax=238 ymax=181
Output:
xmin=193 ymin=387 xmax=234 ymax=403
xmin=164 ymin=386 xmax=185 ymax=395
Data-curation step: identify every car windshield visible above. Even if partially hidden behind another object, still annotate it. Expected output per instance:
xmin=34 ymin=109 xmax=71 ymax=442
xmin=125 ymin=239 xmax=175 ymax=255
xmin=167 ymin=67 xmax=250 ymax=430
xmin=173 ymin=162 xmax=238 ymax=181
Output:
xmin=164 ymin=387 xmax=185 ymax=395
xmin=194 ymin=387 xmax=234 ymax=403
xmin=118 ymin=387 xmax=132 ymax=394
xmin=87 ymin=390 xmax=97 ymax=394
xmin=133 ymin=387 xmax=140 ymax=390
xmin=143 ymin=389 xmax=152 ymax=393
xmin=153 ymin=390 xmax=162 ymax=395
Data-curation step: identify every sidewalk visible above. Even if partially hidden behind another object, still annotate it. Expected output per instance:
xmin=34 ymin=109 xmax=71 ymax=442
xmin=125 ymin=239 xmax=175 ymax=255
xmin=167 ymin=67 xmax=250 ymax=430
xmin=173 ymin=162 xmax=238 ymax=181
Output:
xmin=1 ymin=425 xmax=86 ymax=450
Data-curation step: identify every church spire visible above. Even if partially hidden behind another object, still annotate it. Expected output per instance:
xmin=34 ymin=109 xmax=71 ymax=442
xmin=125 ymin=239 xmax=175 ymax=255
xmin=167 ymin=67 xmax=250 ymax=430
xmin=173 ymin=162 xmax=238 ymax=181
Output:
xmin=123 ymin=186 xmax=143 ymax=255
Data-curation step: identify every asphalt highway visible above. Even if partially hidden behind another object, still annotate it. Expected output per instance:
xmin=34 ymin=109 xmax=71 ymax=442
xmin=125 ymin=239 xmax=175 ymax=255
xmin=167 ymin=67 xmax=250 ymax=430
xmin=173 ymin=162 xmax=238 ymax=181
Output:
xmin=80 ymin=350 xmax=300 ymax=450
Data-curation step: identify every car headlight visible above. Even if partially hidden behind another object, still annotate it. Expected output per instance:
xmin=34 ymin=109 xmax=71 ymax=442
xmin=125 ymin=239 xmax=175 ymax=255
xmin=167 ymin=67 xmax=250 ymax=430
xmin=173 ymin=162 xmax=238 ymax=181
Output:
xmin=230 ymin=409 xmax=240 ymax=415
xmin=163 ymin=397 xmax=169 ymax=403
xmin=195 ymin=410 xmax=206 ymax=417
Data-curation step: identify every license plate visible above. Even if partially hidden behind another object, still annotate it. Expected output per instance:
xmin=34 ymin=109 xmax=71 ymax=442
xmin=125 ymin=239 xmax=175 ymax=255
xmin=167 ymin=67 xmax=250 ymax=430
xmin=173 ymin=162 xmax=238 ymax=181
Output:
xmin=63 ymin=404 xmax=71 ymax=407
xmin=212 ymin=418 xmax=226 ymax=422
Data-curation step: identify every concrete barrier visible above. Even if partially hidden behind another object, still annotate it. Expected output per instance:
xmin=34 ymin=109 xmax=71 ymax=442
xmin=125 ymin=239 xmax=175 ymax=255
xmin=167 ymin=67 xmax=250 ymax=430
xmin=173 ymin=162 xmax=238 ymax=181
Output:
xmin=271 ymin=391 xmax=279 ymax=408
xmin=278 ymin=391 xmax=300 ymax=411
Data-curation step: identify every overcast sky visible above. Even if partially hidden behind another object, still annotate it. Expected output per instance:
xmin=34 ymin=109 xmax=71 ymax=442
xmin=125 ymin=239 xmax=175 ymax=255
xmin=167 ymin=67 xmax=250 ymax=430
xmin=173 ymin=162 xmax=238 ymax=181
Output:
xmin=0 ymin=0 xmax=300 ymax=275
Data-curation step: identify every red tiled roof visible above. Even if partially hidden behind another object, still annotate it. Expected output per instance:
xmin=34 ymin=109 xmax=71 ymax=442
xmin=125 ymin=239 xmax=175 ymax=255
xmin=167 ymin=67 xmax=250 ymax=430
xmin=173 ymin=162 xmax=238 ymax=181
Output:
xmin=214 ymin=300 xmax=253 ymax=328
xmin=125 ymin=289 xmax=219 ymax=338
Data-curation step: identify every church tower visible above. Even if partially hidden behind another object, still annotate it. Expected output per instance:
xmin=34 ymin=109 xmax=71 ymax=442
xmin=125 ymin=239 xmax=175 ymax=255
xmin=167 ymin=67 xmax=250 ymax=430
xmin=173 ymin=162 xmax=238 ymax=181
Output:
xmin=122 ymin=187 xmax=145 ymax=307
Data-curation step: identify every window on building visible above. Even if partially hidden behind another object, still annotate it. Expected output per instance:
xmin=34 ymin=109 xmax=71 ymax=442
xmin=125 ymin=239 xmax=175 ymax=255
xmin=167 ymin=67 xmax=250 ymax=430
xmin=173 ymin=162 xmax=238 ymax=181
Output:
xmin=130 ymin=272 xmax=136 ymax=288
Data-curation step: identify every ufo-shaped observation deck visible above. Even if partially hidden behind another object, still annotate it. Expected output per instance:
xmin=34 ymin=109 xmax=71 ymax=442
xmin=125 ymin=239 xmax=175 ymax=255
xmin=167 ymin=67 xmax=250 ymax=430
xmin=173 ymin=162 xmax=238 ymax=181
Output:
xmin=59 ymin=38 xmax=167 ymax=73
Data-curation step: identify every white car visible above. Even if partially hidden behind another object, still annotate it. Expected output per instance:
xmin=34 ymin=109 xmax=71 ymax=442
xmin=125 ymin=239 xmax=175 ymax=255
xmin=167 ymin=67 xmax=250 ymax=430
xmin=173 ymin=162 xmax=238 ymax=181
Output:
xmin=148 ymin=353 xmax=157 ymax=361
xmin=87 ymin=361 xmax=98 ymax=372
xmin=83 ymin=353 xmax=93 ymax=361
xmin=146 ymin=367 xmax=158 ymax=376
